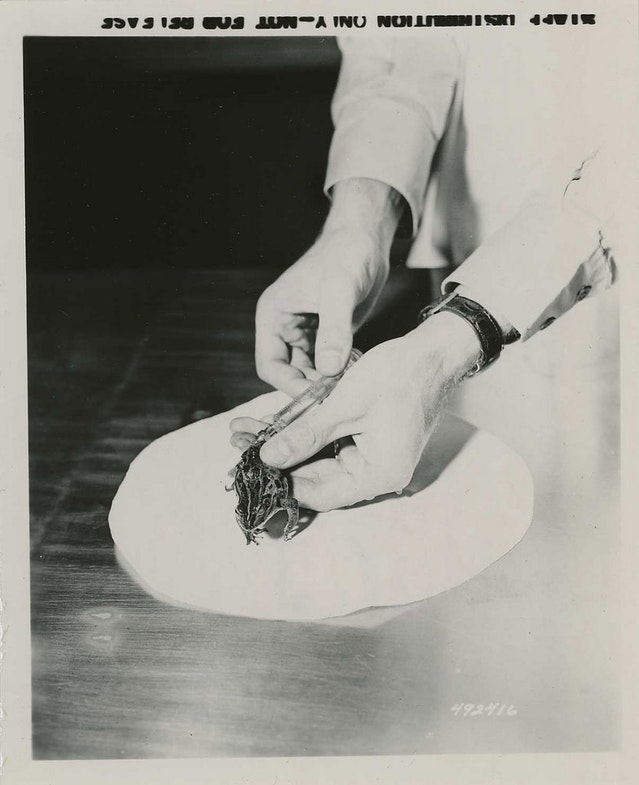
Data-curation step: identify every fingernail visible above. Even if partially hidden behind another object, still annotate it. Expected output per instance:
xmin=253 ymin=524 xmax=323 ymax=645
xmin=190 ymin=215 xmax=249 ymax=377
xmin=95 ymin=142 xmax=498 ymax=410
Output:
xmin=261 ymin=439 xmax=292 ymax=467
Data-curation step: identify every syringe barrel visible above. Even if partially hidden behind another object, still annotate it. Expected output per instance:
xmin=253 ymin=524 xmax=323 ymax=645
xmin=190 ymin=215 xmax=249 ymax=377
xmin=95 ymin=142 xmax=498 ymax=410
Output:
xmin=269 ymin=348 xmax=362 ymax=435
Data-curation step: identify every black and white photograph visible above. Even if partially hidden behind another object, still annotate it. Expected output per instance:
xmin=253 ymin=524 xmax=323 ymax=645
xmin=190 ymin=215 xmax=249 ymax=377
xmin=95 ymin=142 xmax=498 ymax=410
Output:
xmin=1 ymin=2 xmax=637 ymax=783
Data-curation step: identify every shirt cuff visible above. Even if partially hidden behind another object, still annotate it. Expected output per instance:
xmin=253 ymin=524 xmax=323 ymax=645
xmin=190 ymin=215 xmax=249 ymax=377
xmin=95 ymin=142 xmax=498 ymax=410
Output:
xmin=441 ymin=193 xmax=617 ymax=342
xmin=324 ymin=98 xmax=439 ymax=238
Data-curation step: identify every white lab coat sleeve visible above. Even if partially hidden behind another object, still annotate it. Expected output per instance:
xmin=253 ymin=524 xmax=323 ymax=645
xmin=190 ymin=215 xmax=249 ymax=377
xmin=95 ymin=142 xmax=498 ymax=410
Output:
xmin=442 ymin=132 xmax=628 ymax=342
xmin=324 ymin=35 xmax=462 ymax=236
xmin=438 ymin=25 xmax=635 ymax=342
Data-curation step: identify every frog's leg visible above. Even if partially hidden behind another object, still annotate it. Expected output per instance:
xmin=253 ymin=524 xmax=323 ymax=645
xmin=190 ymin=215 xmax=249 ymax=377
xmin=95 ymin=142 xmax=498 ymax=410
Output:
xmin=281 ymin=497 xmax=300 ymax=542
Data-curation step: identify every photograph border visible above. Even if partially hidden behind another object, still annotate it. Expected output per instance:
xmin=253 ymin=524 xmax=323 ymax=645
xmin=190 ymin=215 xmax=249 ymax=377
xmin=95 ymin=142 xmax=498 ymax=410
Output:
xmin=2 ymin=1 xmax=638 ymax=783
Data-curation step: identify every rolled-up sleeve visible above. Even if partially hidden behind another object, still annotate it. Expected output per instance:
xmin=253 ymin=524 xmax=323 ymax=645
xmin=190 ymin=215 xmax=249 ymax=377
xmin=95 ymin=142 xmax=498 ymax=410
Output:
xmin=324 ymin=36 xmax=462 ymax=236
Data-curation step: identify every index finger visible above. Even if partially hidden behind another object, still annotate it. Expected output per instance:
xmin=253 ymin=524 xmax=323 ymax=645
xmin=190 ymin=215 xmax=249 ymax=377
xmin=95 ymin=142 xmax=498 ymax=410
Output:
xmin=255 ymin=324 xmax=310 ymax=397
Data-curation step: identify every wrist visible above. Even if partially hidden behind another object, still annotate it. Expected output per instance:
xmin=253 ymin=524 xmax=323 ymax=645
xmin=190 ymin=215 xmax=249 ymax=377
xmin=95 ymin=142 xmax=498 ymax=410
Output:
xmin=324 ymin=178 xmax=403 ymax=253
xmin=405 ymin=312 xmax=484 ymax=381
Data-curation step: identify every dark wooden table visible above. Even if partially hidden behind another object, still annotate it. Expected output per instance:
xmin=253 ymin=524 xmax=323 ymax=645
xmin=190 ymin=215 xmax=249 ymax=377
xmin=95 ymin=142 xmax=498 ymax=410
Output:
xmin=28 ymin=267 xmax=620 ymax=759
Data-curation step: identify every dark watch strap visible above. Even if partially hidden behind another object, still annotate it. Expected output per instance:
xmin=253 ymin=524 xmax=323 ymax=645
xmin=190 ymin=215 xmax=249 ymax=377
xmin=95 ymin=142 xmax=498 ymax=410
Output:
xmin=417 ymin=293 xmax=504 ymax=374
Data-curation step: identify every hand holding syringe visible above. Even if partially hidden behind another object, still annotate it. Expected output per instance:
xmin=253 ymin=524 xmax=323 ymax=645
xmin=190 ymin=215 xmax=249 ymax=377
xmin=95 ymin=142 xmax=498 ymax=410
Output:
xmin=229 ymin=348 xmax=361 ymax=453
xmin=256 ymin=348 xmax=362 ymax=443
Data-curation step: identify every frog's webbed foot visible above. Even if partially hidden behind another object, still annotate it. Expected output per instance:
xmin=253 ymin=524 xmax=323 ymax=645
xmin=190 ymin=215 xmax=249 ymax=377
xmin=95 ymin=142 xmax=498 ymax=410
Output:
xmin=245 ymin=531 xmax=259 ymax=545
xmin=282 ymin=497 xmax=300 ymax=542
xmin=242 ymin=522 xmax=268 ymax=545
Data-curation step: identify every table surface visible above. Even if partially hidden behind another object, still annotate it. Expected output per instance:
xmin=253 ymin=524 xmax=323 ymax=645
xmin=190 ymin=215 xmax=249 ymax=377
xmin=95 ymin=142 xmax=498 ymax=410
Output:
xmin=28 ymin=267 xmax=620 ymax=759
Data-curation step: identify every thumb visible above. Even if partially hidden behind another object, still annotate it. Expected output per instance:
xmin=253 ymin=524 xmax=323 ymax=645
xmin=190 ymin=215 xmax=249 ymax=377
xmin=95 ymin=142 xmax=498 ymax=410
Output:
xmin=315 ymin=280 xmax=357 ymax=377
xmin=259 ymin=402 xmax=346 ymax=469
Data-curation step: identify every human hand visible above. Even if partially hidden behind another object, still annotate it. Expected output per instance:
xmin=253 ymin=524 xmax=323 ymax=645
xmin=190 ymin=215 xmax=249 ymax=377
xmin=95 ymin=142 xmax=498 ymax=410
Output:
xmin=255 ymin=178 xmax=402 ymax=398
xmin=232 ymin=312 xmax=482 ymax=511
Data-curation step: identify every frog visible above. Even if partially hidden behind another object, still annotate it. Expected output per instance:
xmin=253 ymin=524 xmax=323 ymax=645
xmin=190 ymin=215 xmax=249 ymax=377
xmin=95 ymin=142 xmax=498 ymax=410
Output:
xmin=227 ymin=435 xmax=300 ymax=545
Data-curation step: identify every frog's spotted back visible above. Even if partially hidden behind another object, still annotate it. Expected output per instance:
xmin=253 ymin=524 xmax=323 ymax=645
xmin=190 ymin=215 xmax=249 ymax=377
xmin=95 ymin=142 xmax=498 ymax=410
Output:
xmin=231 ymin=440 xmax=300 ymax=545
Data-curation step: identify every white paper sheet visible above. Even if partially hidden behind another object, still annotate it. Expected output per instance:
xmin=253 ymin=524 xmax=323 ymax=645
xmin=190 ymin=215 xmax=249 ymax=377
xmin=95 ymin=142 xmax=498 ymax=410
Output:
xmin=109 ymin=392 xmax=533 ymax=621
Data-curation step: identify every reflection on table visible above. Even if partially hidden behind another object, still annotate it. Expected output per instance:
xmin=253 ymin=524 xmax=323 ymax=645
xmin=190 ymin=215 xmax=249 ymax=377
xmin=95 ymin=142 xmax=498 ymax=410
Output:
xmin=28 ymin=268 xmax=619 ymax=759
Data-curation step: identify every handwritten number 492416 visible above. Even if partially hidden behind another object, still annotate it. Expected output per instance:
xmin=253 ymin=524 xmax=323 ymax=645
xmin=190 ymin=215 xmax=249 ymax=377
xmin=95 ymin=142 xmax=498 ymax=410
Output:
xmin=450 ymin=703 xmax=518 ymax=717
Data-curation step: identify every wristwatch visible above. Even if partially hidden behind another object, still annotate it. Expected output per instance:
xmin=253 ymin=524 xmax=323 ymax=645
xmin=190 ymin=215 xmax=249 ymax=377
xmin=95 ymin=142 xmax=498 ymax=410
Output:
xmin=417 ymin=291 xmax=516 ymax=375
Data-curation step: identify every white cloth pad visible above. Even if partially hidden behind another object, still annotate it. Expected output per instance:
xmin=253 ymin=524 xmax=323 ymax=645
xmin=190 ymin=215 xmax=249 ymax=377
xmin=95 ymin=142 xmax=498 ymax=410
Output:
xmin=109 ymin=392 xmax=533 ymax=621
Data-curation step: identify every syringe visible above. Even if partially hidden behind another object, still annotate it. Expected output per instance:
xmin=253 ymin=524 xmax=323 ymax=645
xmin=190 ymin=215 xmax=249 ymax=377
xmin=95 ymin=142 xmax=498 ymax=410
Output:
xmin=257 ymin=348 xmax=362 ymax=442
